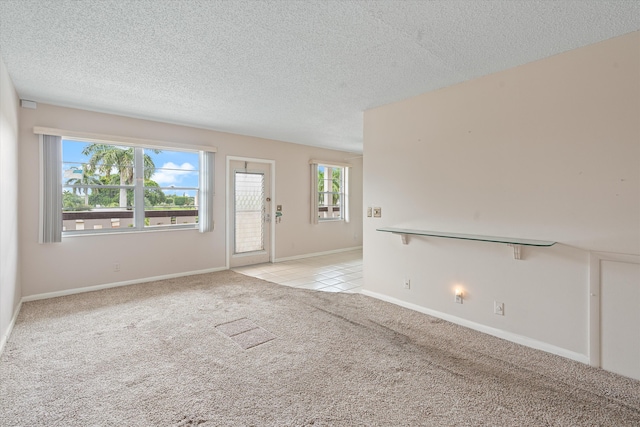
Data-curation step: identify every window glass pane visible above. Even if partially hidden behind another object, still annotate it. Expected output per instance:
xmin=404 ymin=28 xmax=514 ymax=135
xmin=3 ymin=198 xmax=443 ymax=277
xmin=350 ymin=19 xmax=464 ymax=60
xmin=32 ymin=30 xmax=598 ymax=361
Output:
xmin=62 ymin=140 xmax=135 ymax=212
xmin=318 ymin=194 xmax=342 ymax=219
xmin=143 ymin=149 xmax=200 ymax=227
xmin=317 ymin=164 xmax=344 ymax=221
xmin=63 ymin=162 xmax=133 ymax=186
xmin=235 ymin=172 xmax=265 ymax=253
xmin=61 ymin=140 xmax=202 ymax=233
xmin=64 ymin=140 xmax=136 ymax=176
xmin=145 ymin=189 xmax=198 ymax=227
xmin=331 ymin=168 xmax=342 ymax=190
xmin=144 ymin=149 xmax=199 ymax=188
xmin=62 ymin=188 xmax=134 ymax=231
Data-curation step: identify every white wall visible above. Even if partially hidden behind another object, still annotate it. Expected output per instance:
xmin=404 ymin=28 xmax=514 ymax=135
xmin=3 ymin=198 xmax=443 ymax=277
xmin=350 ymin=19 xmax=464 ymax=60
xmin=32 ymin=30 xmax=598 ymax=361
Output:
xmin=363 ymin=32 xmax=639 ymax=361
xmin=19 ymin=104 xmax=362 ymax=297
xmin=0 ymin=56 xmax=21 ymax=349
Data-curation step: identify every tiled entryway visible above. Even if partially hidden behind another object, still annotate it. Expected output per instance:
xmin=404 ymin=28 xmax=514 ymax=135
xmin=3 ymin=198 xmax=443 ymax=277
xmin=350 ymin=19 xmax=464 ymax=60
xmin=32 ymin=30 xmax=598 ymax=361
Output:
xmin=232 ymin=248 xmax=362 ymax=293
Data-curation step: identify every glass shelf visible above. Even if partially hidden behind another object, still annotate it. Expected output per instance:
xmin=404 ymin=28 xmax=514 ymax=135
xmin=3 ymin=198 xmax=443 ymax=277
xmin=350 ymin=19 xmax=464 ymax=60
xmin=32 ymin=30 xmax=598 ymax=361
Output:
xmin=376 ymin=227 xmax=556 ymax=259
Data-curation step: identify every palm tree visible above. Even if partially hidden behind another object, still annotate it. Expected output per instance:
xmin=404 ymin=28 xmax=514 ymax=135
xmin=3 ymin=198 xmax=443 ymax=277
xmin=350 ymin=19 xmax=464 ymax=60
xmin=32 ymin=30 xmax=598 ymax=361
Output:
xmin=82 ymin=144 xmax=160 ymax=208
xmin=64 ymin=165 xmax=100 ymax=206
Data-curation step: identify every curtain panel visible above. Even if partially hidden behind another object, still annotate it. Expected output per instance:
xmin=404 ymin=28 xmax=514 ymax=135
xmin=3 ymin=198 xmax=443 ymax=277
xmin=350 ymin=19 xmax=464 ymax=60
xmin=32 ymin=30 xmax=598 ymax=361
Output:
xmin=39 ymin=134 xmax=63 ymax=243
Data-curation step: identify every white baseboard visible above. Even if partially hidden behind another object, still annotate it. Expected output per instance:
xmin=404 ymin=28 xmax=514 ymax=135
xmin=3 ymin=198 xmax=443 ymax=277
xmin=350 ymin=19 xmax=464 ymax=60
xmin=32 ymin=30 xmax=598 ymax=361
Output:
xmin=274 ymin=246 xmax=362 ymax=263
xmin=22 ymin=266 xmax=228 ymax=302
xmin=0 ymin=300 xmax=22 ymax=358
xmin=361 ymin=289 xmax=589 ymax=365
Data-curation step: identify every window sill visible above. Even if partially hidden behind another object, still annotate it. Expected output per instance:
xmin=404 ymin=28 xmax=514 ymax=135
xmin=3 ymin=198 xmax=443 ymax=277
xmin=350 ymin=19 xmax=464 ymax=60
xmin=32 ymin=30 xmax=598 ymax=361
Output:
xmin=62 ymin=225 xmax=198 ymax=238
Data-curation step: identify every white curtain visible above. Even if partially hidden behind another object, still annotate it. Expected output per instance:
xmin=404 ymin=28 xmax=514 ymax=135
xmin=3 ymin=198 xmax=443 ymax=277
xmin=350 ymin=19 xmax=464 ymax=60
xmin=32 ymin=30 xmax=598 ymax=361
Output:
xmin=39 ymin=134 xmax=62 ymax=243
xmin=199 ymin=151 xmax=215 ymax=233
xmin=344 ymin=166 xmax=350 ymax=223
xmin=310 ymin=162 xmax=318 ymax=225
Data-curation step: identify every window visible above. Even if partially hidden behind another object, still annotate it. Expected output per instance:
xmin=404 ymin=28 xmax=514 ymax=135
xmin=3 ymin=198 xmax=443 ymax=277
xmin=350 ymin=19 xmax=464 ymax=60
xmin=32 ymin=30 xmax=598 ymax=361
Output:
xmin=37 ymin=129 xmax=215 ymax=243
xmin=61 ymin=139 xmax=202 ymax=233
xmin=316 ymin=163 xmax=347 ymax=221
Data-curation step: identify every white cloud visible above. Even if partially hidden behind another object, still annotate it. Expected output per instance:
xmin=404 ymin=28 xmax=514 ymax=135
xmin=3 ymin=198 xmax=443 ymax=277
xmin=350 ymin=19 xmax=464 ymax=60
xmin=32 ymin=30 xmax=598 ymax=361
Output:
xmin=151 ymin=162 xmax=196 ymax=186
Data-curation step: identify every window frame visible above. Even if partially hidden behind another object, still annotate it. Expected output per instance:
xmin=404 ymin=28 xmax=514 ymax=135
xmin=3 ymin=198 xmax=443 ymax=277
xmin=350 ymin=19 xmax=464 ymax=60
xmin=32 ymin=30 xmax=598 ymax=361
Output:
xmin=61 ymin=138 xmax=201 ymax=235
xmin=37 ymin=127 xmax=216 ymax=243
xmin=316 ymin=163 xmax=346 ymax=222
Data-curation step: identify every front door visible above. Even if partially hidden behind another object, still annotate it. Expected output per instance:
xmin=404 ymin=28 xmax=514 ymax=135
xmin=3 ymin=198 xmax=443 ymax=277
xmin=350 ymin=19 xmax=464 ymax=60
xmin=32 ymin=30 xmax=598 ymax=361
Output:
xmin=229 ymin=160 xmax=272 ymax=267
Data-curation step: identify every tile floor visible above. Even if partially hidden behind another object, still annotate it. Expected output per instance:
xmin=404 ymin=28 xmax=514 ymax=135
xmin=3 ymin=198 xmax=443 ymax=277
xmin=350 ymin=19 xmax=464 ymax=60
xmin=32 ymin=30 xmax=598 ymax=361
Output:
xmin=232 ymin=248 xmax=363 ymax=293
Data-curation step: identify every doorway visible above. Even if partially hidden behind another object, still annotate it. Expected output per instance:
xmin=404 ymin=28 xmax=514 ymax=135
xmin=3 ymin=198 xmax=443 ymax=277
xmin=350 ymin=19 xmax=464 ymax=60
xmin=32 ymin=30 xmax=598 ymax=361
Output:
xmin=227 ymin=157 xmax=274 ymax=268
xmin=589 ymin=253 xmax=640 ymax=381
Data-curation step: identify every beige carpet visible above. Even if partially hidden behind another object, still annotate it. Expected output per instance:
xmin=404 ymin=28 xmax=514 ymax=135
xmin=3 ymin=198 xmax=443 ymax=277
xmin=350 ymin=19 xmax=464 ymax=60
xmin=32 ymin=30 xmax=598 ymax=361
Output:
xmin=1 ymin=271 xmax=639 ymax=426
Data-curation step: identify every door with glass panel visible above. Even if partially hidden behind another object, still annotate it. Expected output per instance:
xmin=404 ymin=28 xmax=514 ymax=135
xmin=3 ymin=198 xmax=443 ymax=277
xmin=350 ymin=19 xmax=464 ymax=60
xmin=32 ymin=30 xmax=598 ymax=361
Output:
xmin=229 ymin=160 xmax=271 ymax=267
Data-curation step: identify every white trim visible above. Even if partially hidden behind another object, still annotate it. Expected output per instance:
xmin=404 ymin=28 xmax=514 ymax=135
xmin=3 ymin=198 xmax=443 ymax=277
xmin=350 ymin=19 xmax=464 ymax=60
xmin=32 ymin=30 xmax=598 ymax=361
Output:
xmin=33 ymin=126 xmax=217 ymax=153
xmin=310 ymin=162 xmax=318 ymax=225
xmin=274 ymin=246 xmax=363 ymax=263
xmin=309 ymin=159 xmax=351 ymax=168
xmin=343 ymin=166 xmax=350 ymax=223
xmin=38 ymin=134 xmax=44 ymax=243
xmin=21 ymin=267 xmax=227 ymax=302
xmin=361 ymin=289 xmax=589 ymax=365
xmin=226 ymin=156 xmax=276 ymax=269
xmin=0 ymin=301 xmax=22 ymax=358
xmin=588 ymin=251 xmax=640 ymax=368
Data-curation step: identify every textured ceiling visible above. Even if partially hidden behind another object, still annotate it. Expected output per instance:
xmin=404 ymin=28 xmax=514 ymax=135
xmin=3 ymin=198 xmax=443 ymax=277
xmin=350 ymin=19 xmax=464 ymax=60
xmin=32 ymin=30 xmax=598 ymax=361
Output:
xmin=1 ymin=1 xmax=638 ymax=153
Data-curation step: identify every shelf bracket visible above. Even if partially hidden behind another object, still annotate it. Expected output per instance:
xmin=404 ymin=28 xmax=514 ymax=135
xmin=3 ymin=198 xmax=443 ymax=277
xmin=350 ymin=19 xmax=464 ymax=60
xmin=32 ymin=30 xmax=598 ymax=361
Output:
xmin=508 ymin=244 xmax=522 ymax=260
xmin=393 ymin=233 xmax=409 ymax=245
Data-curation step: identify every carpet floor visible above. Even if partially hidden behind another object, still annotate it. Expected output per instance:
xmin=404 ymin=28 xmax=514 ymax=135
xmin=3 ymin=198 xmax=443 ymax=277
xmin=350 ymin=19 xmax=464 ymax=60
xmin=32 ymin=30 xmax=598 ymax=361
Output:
xmin=1 ymin=271 xmax=639 ymax=426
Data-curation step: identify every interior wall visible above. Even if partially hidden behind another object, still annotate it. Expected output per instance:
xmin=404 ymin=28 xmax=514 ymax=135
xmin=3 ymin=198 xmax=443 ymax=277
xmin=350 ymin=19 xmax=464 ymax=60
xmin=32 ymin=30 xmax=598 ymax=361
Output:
xmin=362 ymin=32 xmax=639 ymax=361
xmin=0 ymin=56 xmax=21 ymax=347
xmin=19 ymin=104 xmax=362 ymax=297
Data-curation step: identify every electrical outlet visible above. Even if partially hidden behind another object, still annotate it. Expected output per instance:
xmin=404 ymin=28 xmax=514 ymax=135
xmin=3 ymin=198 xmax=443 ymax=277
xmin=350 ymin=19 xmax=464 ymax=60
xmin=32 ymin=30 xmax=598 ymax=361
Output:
xmin=403 ymin=278 xmax=410 ymax=289
xmin=373 ymin=207 xmax=382 ymax=218
xmin=113 ymin=263 xmax=120 ymax=272
xmin=494 ymin=301 xmax=504 ymax=315
xmin=455 ymin=290 xmax=463 ymax=304
xmin=366 ymin=207 xmax=372 ymax=217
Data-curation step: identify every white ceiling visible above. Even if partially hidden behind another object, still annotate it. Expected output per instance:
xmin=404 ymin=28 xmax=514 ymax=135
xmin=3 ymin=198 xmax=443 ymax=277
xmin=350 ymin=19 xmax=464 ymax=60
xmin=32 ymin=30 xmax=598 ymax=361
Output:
xmin=1 ymin=1 xmax=638 ymax=153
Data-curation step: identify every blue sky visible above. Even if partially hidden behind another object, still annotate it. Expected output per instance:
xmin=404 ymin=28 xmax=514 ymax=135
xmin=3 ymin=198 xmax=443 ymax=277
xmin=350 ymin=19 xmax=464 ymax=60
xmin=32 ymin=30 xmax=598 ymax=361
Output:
xmin=62 ymin=140 xmax=199 ymax=193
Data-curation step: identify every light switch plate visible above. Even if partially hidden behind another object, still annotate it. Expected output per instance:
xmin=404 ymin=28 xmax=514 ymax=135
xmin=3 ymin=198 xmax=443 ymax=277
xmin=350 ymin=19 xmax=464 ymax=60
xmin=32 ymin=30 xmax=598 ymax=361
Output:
xmin=366 ymin=207 xmax=372 ymax=217
xmin=373 ymin=207 xmax=382 ymax=218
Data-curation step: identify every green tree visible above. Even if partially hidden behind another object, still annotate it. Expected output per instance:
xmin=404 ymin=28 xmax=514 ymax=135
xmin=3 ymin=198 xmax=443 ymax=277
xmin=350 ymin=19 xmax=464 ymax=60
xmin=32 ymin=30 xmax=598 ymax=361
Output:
xmin=63 ymin=190 xmax=89 ymax=211
xmin=82 ymin=144 xmax=160 ymax=208
xmin=143 ymin=179 xmax=166 ymax=207
xmin=88 ymin=175 xmax=121 ymax=207
xmin=64 ymin=165 xmax=100 ymax=205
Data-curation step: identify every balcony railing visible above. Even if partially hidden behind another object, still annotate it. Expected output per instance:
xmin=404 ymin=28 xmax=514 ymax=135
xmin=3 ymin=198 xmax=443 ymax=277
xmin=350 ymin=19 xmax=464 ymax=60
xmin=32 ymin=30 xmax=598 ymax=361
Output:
xmin=62 ymin=209 xmax=199 ymax=230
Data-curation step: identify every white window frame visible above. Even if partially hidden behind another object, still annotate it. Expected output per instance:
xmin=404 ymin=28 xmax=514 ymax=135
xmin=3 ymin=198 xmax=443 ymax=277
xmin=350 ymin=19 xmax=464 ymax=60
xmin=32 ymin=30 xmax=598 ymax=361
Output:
xmin=36 ymin=127 xmax=216 ymax=241
xmin=310 ymin=160 xmax=350 ymax=224
xmin=62 ymin=141 xmax=201 ymax=234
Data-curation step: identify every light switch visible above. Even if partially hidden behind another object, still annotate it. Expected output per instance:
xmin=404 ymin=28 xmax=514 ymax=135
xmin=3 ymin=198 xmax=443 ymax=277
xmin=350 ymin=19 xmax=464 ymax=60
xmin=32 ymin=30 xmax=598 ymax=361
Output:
xmin=373 ymin=207 xmax=382 ymax=218
xmin=366 ymin=207 xmax=372 ymax=217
